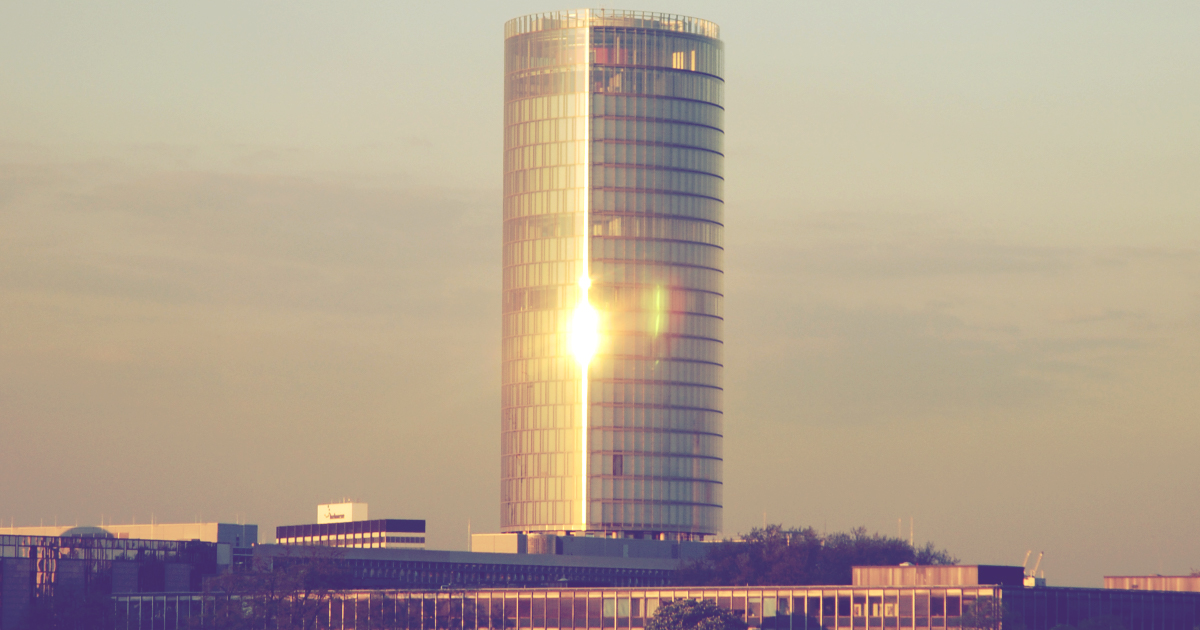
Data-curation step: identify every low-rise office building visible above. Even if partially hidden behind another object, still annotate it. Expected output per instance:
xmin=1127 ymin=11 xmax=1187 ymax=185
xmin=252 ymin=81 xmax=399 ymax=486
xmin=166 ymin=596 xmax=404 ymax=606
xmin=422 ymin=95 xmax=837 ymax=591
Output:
xmin=0 ymin=533 xmax=227 ymax=630
xmin=276 ymin=502 xmax=426 ymax=550
xmin=276 ymin=519 xmax=426 ymax=550
xmin=257 ymin=544 xmax=678 ymax=589
xmin=2 ymin=522 xmax=257 ymax=568
xmin=113 ymin=582 xmax=1200 ymax=630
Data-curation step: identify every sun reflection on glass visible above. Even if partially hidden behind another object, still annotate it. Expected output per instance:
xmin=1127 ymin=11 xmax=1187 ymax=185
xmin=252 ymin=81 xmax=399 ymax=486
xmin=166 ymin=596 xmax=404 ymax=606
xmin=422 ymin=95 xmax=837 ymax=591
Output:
xmin=570 ymin=275 xmax=599 ymax=367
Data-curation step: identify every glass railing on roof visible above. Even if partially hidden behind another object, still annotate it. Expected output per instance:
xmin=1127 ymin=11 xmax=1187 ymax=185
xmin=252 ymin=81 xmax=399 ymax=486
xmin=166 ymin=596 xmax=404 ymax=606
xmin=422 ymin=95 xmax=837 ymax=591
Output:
xmin=505 ymin=9 xmax=720 ymax=40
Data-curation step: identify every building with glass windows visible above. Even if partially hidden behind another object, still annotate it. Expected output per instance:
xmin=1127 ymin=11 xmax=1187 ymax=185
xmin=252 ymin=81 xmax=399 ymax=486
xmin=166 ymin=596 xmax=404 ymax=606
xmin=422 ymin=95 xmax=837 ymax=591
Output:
xmin=2 ymin=521 xmax=256 ymax=568
xmin=276 ymin=519 xmax=426 ymax=550
xmin=113 ymin=583 xmax=1200 ymax=630
xmin=502 ymin=9 xmax=725 ymax=540
xmin=256 ymin=544 xmax=679 ymax=590
xmin=0 ymin=533 xmax=226 ymax=630
xmin=275 ymin=503 xmax=427 ymax=550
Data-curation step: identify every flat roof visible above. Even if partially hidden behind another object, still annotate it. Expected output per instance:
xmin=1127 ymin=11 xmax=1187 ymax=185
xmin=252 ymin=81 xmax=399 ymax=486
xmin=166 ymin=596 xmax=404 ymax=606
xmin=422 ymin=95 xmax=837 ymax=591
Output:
xmin=256 ymin=544 xmax=681 ymax=571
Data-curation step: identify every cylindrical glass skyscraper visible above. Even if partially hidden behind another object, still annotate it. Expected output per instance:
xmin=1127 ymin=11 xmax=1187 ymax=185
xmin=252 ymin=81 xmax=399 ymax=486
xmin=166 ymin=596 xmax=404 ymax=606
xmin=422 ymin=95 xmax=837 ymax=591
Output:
xmin=502 ymin=10 xmax=723 ymax=540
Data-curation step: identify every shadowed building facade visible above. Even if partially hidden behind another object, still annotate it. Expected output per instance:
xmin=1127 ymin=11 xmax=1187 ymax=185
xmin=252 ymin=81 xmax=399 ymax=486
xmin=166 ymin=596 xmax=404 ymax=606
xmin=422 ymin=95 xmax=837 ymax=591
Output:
xmin=502 ymin=10 xmax=724 ymax=539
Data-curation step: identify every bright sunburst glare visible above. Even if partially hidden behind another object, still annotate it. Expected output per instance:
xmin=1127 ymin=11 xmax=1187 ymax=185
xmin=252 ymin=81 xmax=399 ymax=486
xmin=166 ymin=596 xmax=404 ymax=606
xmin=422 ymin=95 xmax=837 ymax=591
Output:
xmin=570 ymin=275 xmax=600 ymax=367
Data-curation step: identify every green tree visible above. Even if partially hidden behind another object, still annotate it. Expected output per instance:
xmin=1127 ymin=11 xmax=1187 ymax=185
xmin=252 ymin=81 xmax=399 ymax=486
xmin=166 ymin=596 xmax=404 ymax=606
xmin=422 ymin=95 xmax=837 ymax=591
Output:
xmin=676 ymin=525 xmax=958 ymax=586
xmin=196 ymin=547 xmax=350 ymax=629
xmin=648 ymin=599 xmax=749 ymax=630
xmin=960 ymin=596 xmax=1027 ymax=630
xmin=961 ymin=596 xmax=999 ymax=630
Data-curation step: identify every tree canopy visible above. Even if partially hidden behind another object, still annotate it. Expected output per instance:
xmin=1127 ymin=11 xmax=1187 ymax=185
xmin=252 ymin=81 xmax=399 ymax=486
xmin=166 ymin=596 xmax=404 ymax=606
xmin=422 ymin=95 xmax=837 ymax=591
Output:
xmin=197 ymin=547 xmax=350 ymax=629
xmin=959 ymin=596 xmax=1016 ymax=630
xmin=675 ymin=525 xmax=958 ymax=586
xmin=648 ymin=599 xmax=749 ymax=630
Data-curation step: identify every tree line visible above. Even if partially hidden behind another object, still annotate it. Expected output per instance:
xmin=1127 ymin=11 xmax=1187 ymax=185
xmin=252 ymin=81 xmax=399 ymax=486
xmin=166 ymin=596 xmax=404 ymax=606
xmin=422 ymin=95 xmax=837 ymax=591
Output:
xmin=675 ymin=525 xmax=958 ymax=586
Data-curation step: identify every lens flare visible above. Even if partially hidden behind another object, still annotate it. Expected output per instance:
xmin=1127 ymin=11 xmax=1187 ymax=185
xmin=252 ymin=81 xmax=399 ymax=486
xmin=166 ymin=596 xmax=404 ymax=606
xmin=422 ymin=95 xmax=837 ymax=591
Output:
xmin=570 ymin=275 xmax=599 ymax=366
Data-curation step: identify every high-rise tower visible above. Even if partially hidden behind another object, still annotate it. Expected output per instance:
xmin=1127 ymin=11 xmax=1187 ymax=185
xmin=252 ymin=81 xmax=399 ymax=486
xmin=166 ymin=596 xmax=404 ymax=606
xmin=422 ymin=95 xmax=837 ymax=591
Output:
xmin=502 ymin=10 xmax=723 ymax=540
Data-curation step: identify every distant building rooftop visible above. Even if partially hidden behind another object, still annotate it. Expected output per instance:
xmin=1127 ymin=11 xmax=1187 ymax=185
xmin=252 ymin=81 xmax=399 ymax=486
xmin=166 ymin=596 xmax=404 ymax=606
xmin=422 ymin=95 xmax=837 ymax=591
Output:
xmin=853 ymin=564 xmax=1026 ymax=587
xmin=2 ymin=522 xmax=256 ymax=548
xmin=1106 ymin=576 xmax=1200 ymax=592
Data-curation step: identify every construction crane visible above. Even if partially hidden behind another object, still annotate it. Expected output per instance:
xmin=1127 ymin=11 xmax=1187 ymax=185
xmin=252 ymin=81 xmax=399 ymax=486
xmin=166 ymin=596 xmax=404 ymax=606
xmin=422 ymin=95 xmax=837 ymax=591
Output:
xmin=1022 ymin=551 xmax=1045 ymax=587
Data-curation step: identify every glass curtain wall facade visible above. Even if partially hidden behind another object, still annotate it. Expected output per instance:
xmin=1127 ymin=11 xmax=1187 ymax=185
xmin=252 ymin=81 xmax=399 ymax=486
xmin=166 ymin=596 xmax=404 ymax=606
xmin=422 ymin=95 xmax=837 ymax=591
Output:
xmin=502 ymin=10 xmax=724 ymax=538
xmin=1 ymin=534 xmax=222 ymax=630
xmin=115 ymin=586 xmax=1200 ymax=630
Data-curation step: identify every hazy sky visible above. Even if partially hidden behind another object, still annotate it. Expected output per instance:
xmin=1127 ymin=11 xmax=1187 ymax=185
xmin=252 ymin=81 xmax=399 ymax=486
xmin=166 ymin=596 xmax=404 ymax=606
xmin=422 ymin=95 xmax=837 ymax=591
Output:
xmin=2 ymin=2 xmax=1198 ymax=587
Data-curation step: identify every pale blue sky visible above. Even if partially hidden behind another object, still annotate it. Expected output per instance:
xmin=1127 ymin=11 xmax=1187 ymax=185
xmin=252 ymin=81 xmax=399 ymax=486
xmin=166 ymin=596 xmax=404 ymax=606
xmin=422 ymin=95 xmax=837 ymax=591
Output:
xmin=2 ymin=2 xmax=1198 ymax=586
